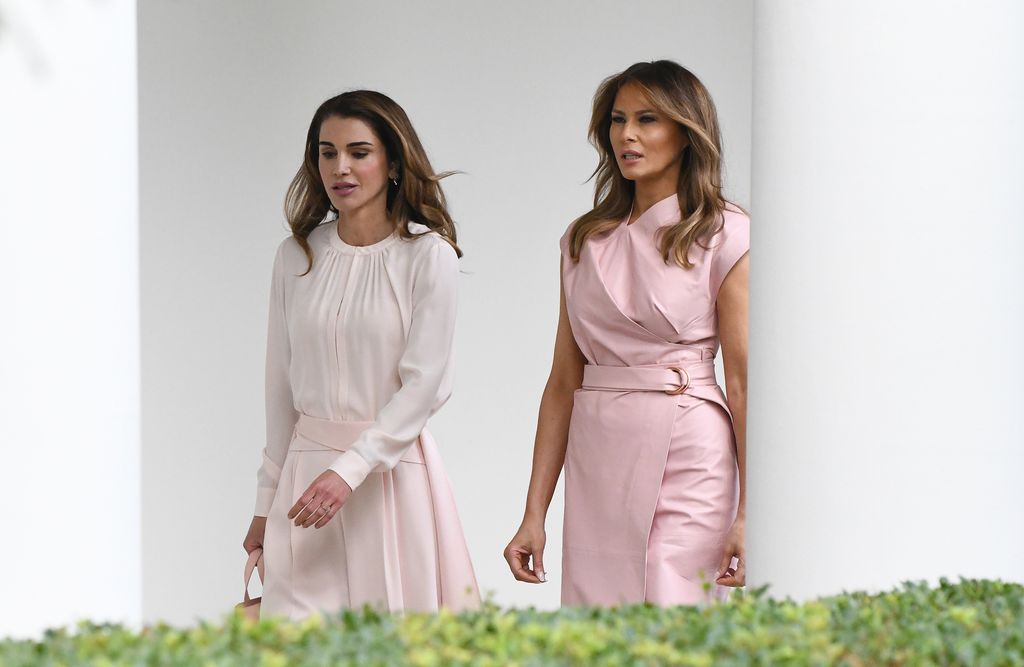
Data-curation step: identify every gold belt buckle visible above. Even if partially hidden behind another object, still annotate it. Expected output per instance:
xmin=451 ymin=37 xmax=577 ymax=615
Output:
xmin=665 ymin=367 xmax=690 ymax=395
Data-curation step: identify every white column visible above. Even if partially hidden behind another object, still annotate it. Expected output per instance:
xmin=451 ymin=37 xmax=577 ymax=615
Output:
xmin=0 ymin=0 xmax=140 ymax=637
xmin=748 ymin=1 xmax=1024 ymax=600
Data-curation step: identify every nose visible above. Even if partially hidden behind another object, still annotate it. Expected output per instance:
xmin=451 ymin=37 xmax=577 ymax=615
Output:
xmin=332 ymin=158 xmax=351 ymax=177
xmin=616 ymin=119 xmax=639 ymax=144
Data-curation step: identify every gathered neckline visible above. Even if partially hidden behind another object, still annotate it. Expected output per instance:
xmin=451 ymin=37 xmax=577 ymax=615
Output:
xmin=327 ymin=220 xmax=401 ymax=255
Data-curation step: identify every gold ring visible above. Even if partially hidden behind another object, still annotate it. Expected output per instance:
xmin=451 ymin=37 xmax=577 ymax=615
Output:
xmin=664 ymin=367 xmax=689 ymax=395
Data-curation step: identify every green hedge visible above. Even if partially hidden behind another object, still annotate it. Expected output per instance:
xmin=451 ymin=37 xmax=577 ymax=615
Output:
xmin=2 ymin=579 xmax=1021 ymax=666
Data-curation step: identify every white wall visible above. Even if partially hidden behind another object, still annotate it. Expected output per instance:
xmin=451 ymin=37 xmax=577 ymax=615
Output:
xmin=139 ymin=0 xmax=752 ymax=623
xmin=747 ymin=1 xmax=1024 ymax=600
xmin=0 ymin=0 xmax=140 ymax=639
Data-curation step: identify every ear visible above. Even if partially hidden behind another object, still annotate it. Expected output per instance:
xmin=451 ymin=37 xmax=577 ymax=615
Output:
xmin=679 ymin=129 xmax=691 ymax=151
xmin=677 ymin=134 xmax=691 ymax=161
xmin=388 ymin=161 xmax=400 ymax=180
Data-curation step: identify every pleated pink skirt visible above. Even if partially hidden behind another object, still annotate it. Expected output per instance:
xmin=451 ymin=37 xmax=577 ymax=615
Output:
xmin=261 ymin=415 xmax=480 ymax=619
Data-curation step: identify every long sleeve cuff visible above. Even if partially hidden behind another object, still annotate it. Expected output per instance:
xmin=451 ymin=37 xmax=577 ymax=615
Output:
xmin=330 ymin=449 xmax=374 ymax=491
xmin=254 ymin=487 xmax=277 ymax=517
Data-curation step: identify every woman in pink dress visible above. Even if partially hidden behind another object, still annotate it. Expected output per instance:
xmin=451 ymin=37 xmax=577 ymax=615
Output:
xmin=504 ymin=61 xmax=750 ymax=606
xmin=242 ymin=90 xmax=479 ymax=618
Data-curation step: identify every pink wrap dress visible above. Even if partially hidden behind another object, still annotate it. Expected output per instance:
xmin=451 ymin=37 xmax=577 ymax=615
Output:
xmin=559 ymin=194 xmax=749 ymax=606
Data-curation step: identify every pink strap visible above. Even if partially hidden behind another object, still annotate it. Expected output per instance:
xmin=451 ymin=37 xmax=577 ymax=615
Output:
xmin=243 ymin=548 xmax=264 ymax=604
xmin=582 ymin=361 xmax=717 ymax=393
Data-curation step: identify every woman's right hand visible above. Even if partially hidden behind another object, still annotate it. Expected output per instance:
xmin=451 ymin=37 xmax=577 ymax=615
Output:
xmin=503 ymin=518 xmax=547 ymax=584
xmin=243 ymin=516 xmax=267 ymax=554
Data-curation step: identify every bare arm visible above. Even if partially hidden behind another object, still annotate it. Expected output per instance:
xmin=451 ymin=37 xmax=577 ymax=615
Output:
xmin=504 ymin=258 xmax=585 ymax=583
xmin=524 ymin=259 xmax=586 ymax=522
xmin=715 ymin=252 xmax=749 ymax=586
xmin=718 ymin=253 xmax=749 ymax=517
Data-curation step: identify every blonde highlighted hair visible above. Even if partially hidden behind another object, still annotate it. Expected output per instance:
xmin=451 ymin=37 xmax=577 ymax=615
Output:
xmin=568 ymin=60 xmax=731 ymax=269
xmin=285 ymin=90 xmax=461 ymax=274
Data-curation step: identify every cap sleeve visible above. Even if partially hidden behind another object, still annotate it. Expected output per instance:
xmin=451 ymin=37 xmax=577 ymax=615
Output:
xmin=708 ymin=208 xmax=750 ymax=302
xmin=559 ymin=221 xmax=575 ymax=257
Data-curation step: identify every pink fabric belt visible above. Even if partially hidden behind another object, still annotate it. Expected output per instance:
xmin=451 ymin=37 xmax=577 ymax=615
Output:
xmin=290 ymin=414 xmax=425 ymax=465
xmin=581 ymin=361 xmax=718 ymax=395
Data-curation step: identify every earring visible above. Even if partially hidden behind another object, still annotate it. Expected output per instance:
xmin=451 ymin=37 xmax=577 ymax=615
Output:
xmin=390 ymin=176 xmax=399 ymax=186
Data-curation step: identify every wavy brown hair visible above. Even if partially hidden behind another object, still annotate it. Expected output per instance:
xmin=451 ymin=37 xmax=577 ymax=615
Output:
xmin=568 ymin=60 xmax=731 ymax=269
xmin=285 ymin=90 xmax=462 ymax=273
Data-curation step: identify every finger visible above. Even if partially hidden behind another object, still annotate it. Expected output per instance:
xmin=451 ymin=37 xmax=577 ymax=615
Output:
xmin=313 ymin=505 xmax=339 ymax=529
xmin=291 ymin=502 xmax=310 ymax=526
xmin=313 ymin=496 xmax=346 ymax=529
xmin=716 ymin=556 xmax=741 ymax=586
xmin=514 ymin=555 xmax=540 ymax=583
xmin=506 ymin=546 xmax=540 ymax=583
xmin=503 ymin=546 xmax=523 ymax=579
xmin=302 ymin=496 xmax=331 ymax=527
xmin=298 ymin=498 xmax=325 ymax=527
xmin=293 ymin=494 xmax=321 ymax=526
xmin=287 ymin=495 xmax=307 ymax=520
xmin=715 ymin=549 xmax=734 ymax=581
xmin=532 ymin=548 xmax=547 ymax=583
xmin=288 ymin=488 xmax=318 ymax=520
xmin=716 ymin=573 xmax=737 ymax=587
xmin=733 ymin=556 xmax=746 ymax=586
xmin=302 ymin=502 xmax=331 ymax=528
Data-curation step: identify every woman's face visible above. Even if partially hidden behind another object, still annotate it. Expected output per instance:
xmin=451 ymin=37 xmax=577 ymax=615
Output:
xmin=317 ymin=115 xmax=395 ymax=216
xmin=609 ymin=82 xmax=688 ymax=187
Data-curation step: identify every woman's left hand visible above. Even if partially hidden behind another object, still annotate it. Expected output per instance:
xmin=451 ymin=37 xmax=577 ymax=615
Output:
xmin=715 ymin=515 xmax=746 ymax=587
xmin=288 ymin=470 xmax=352 ymax=529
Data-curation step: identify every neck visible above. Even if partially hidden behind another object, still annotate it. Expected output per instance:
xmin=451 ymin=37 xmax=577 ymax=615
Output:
xmin=337 ymin=197 xmax=395 ymax=247
xmin=629 ymin=171 xmax=679 ymax=224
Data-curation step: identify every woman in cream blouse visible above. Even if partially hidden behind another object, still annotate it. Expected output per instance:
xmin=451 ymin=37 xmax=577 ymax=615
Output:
xmin=242 ymin=90 xmax=479 ymax=618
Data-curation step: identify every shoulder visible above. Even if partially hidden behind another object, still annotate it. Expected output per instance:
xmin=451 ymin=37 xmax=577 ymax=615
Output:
xmin=559 ymin=220 xmax=575 ymax=253
xmin=270 ymin=221 xmax=340 ymax=276
xmin=272 ymin=232 xmax=307 ymax=271
xmin=707 ymin=203 xmax=750 ymax=251
xmin=559 ymin=217 xmax=595 ymax=255
xmin=306 ymin=220 xmax=336 ymax=250
xmin=402 ymin=222 xmax=459 ymax=269
xmin=275 ymin=221 xmax=333 ymax=260
xmin=719 ymin=203 xmax=750 ymax=236
xmin=560 ymin=212 xmax=623 ymax=254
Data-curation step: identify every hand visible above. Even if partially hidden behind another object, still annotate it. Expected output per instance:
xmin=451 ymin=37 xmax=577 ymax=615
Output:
xmin=243 ymin=516 xmax=266 ymax=554
xmin=288 ymin=470 xmax=352 ymax=529
xmin=715 ymin=515 xmax=746 ymax=587
xmin=504 ymin=518 xmax=547 ymax=584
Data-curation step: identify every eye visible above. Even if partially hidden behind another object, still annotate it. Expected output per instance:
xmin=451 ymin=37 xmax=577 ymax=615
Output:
xmin=320 ymin=150 xmax=337 ymax=159
xmin=639 ymin=115 xmax=657 ymax=124
xmin=610 ymin=116 xmax=625 ymax=124
xmin=352 ymin=151 xmax=369 ymax=159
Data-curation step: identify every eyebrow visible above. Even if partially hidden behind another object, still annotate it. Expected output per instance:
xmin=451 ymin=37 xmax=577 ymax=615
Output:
xmin=317 ymin=140 xmax=375 ymax=148
xmin=611 ymin=108 xmax=657 ymax=115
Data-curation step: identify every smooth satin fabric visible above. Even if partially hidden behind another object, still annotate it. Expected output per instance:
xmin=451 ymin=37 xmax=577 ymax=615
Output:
xmin=261 ymin=417 xmax=479 ymax=618
xmin=559 ymin=195 xmax=749 ymax=606
xmin=255 ymin=220 xmax=480 ymax=617
xmin=256 ymin=220 xmax=465 ymax=513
